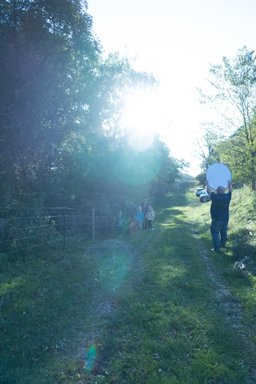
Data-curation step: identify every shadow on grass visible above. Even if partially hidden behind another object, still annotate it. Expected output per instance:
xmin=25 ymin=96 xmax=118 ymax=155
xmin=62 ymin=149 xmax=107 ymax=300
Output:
xmin=0 ymin=247 xmax=98 ymax=383
xmin=156 ymin=187 xmax=191 ymax=224
xmin=227 ymin=228 xmax=256 ymax=276
xmin=229 ymin=229 xmax=256 ymax=255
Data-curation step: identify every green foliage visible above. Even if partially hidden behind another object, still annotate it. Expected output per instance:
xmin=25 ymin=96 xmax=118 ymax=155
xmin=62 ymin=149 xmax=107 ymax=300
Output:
xmin=149 ymin=142 xmax=182 ymax=198
xmin=208 ymin=46 xmax=256 ymax=114
xmin=199 ymin=47 xmax=256 ymax=189
xmin=196 ymin=126 xmax=221 ymax=172
xmin=0 ymin=0 xmax=100 ymax=204
xmin=217 ymin=121 xmax=256 ymax=189
xmin=0 ymin=0 xmax=176 ymax=212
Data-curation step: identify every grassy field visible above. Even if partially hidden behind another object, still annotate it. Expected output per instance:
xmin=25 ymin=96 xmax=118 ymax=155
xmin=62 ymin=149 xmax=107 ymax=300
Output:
xmin=1 ymin=184 xmax=256 ymax=383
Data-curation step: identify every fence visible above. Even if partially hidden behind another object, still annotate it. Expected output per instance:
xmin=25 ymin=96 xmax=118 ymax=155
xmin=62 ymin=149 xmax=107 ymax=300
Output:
xmin=0 ymin=207 xmax=115 ymax=258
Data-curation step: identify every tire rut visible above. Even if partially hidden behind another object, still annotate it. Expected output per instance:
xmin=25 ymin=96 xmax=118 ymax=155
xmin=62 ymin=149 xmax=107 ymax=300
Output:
xmin=191 ymin=226 xmax=256 ymax=383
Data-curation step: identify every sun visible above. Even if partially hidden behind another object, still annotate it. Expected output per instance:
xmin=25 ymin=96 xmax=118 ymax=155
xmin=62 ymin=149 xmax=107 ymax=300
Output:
xmin=120 ymin=88 xmax=163 ymax=151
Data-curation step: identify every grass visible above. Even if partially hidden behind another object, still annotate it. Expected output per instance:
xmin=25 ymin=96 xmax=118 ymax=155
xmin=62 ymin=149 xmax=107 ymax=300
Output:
xmin=0 ymin=240 xmax=100 ymax=383
xmin=185 ymin=184 xmax=256 ymax=327
xmin=1 ymin=185 xmax=256 ymax=383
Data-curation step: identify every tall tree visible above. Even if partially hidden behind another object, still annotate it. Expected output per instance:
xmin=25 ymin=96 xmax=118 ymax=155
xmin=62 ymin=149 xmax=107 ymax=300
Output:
xmin=199 ymin=46 xmax=256 ymax=189
xmin=217 ymin=120 xmax=256 ymax=187
xmin=0 ymin=0 xmax=100 ymax=203
xmin=196 ymin=125 xmax=221 ymax=172
xmin=0 ymin=0 xmax=158 ymax=208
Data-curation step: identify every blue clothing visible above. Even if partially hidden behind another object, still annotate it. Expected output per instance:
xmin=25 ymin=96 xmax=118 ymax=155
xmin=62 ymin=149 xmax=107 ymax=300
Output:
xmin=210 ymin=191 xmax=232 ymax=249
xmin=210 ymin=191 xmax=232 ymax=221
xmin=135 ymin=210 xmax=144 ymax=229
xmin=210 ymin=219 xmax=228 ymax=249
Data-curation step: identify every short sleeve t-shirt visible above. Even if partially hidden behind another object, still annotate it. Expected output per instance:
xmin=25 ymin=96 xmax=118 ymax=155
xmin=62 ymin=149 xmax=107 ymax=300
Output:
xmin=210 ymin=191 xmax=232 ymax=221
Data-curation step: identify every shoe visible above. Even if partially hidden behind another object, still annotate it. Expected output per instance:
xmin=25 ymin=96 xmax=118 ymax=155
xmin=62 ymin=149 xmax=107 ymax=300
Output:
xmin=211 ymin=248 xmax=220 ymax=253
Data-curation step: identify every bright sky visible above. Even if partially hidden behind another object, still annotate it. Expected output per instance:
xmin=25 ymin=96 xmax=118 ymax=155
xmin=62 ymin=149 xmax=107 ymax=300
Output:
xmin=87 ymin=0 xmax=256 ymax=175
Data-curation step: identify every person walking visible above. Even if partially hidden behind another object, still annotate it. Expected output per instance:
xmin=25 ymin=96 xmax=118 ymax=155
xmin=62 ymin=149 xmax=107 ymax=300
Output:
xmin=142 ymin=200 xmax=149 ymax=230
xmin=207 ymin=180 xmax=232 ymax=252
xmin=145 ymin=204 xmax=155 ymax=230
xmin=135 ymin=205 xmax=144 ymax=230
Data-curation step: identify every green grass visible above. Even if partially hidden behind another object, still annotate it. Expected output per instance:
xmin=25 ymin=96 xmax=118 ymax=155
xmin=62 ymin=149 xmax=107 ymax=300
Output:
xmin=1 ymin=185 xmax=256 ymax=383
xmin=0 ymin=240 xmax=100 ymax=383
xmin=185 ymin=185 xmax=256 ymax=326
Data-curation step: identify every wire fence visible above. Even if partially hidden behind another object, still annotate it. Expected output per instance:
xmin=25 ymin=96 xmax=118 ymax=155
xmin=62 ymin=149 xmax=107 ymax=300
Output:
xmin=0 ymin=207 xmax=116 ymax=258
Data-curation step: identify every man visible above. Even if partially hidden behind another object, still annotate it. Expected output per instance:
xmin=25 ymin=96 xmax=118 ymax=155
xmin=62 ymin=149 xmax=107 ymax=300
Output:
xmin=207 ymin=181 xmax=232 ymax=252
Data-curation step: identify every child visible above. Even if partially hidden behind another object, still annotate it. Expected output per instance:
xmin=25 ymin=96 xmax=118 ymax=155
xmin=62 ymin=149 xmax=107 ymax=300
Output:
xmin=145 ymin=205 xmax=155 ymax=230
xmin=135 ymin=205 xmax=144 ymax=230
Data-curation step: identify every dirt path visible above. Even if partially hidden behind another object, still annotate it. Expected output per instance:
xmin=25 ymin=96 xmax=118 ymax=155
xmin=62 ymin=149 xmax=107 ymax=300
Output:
xmin=74 ymin=239 xmax=145 ymax=369
xmin=66 ymin=200 xmax=256 ymax=382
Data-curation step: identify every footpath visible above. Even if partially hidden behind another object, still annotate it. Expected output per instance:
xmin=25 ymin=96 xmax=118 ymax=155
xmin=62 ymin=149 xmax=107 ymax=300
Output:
xmin=71 ymin=190 xmax=256 ymax=384
xmin=2 ymin=189 xmax=256 ymax=384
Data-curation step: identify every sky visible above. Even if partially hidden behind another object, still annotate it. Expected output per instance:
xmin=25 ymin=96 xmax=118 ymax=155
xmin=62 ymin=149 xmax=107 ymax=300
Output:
xmin=87 ymin=0 xmax=256 ymax=175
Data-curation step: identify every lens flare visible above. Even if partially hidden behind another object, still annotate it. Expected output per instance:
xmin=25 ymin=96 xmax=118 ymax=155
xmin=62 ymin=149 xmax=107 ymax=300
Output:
xmin=112 ymin=148 xmax=161 ymax=186
xmin=98 ymin=251 xmax=130 ymax=293
xmin=84 ymin=344 xmax=97 ymax=372
xmin=121 ymin=88 xmax=162 ymax=152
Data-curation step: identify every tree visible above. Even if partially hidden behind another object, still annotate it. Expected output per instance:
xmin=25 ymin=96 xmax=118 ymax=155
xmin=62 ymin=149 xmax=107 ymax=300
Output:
xmin=196 ymin=125 xmax=221 ymax=172
xmin=217 ymin=120 xmax=256 ymax=187
xmin=0 ymin=0 xmax=100 ymax=204
xmin=200 ymin=46 xmax=256 ymax=189
xmin=0 ymin=0 xmax=159 ymax=209
xmin=149 ymin=141 xmax=182 ymax=198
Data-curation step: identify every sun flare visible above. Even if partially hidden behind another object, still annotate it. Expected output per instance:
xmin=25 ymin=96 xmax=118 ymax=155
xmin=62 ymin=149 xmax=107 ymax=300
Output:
xmin=120 ymin=89 xmax=163 ymax=151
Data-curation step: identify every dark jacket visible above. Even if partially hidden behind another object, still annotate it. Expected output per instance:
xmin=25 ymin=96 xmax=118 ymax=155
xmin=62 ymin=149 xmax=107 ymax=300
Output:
xmin=210 ymin=191 xmax=232 ymax=221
